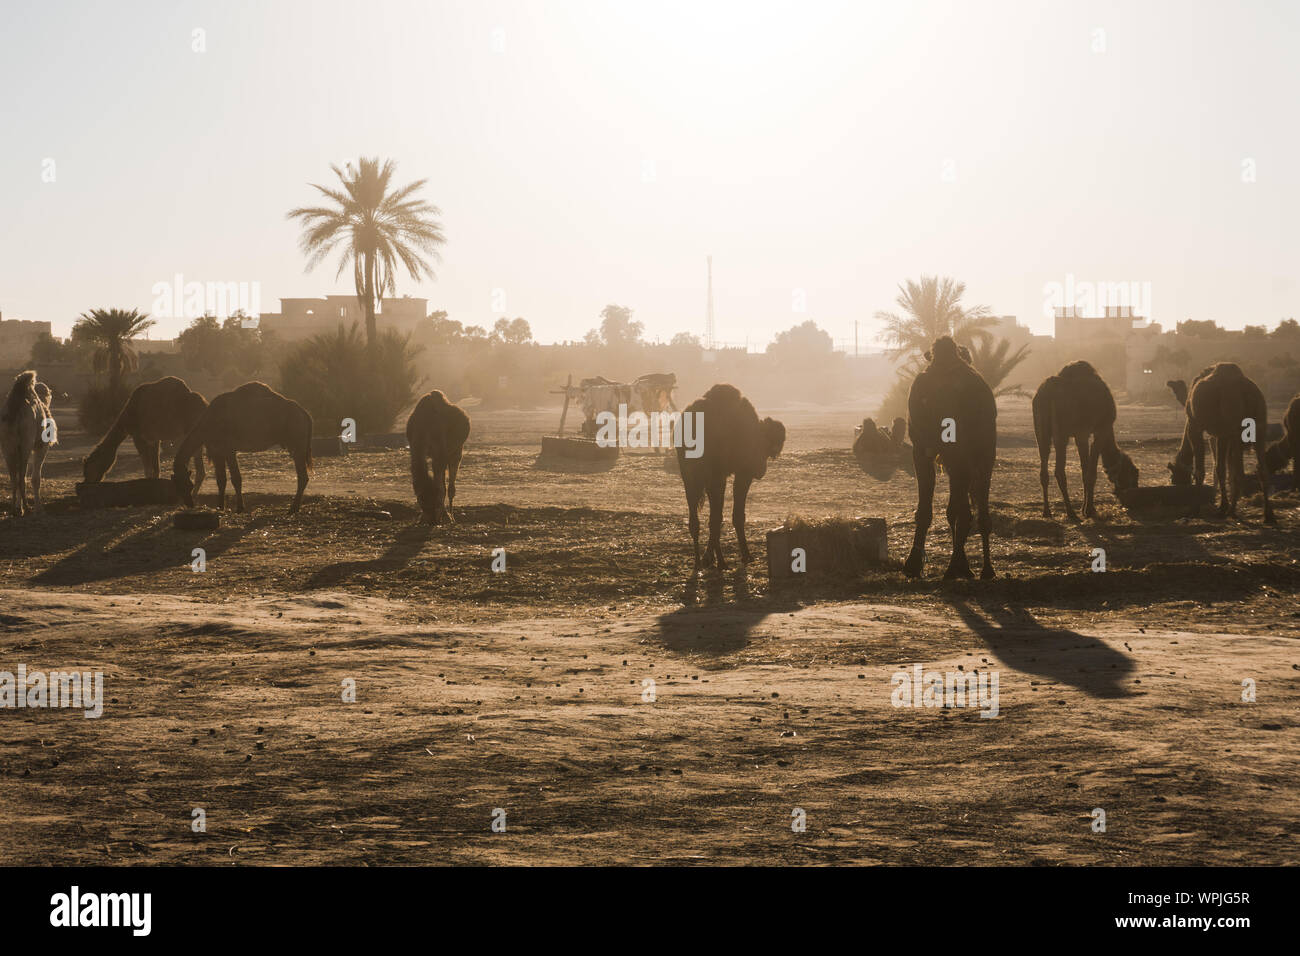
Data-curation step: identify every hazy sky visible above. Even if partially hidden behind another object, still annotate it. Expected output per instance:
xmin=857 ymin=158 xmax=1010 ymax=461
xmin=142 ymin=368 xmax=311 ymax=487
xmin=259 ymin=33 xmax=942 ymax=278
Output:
xmin=2 ymin=0 xmax=1296 ymax=345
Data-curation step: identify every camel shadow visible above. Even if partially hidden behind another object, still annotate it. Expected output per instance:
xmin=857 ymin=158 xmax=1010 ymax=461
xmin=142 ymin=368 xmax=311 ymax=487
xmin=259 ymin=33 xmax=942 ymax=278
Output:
xmin=30 ymin=512 xmax=266 ymax=587
xmin=651 ymin=565 xmax=800 ymax=657
xmin=302 ymin=522 xmax=435 ymax=589
xmin=946 ymin=598 xmax=1135 ymax=699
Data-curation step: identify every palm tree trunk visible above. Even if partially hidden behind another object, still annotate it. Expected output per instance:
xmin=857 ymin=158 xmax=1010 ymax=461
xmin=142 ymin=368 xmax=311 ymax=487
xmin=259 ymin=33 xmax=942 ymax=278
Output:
xmin=362 ymin=252 xmax=377 ymax=348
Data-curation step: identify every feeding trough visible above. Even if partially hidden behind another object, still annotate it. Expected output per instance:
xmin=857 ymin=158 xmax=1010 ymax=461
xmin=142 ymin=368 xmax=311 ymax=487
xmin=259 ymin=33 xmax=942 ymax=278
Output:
xmin=311 ymin=436 xmax=348 ymax=457
xmin=1118 ymin=484 xmax=1216 ymax=516
xmin=539 ymin=435 xmax=619 ymax=462
xmin=361 ymin=433 xmax=408 ymax=449
xmin=76 ymin=478 xmax=179 ymax=510
xmin=173 ymin=508 xmax=221 ymax=531
xmin=767 ymin=517 xmax=888 ymax=582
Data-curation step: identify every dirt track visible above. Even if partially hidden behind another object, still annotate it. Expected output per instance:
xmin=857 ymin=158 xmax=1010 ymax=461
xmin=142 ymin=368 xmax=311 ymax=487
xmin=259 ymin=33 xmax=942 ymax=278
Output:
xmin=1 ymin=403 xmax=1298 ymax=864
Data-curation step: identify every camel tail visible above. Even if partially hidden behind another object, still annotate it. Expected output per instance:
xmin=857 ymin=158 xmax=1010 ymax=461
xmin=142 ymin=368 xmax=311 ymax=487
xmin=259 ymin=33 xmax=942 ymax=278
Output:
xmin=303 ymin=412 xmax=315 ymax=474
xmin=2 ymin=371 xmax=37 ymax=424
xmin=408 ymin=431 xmax=439 ymax=515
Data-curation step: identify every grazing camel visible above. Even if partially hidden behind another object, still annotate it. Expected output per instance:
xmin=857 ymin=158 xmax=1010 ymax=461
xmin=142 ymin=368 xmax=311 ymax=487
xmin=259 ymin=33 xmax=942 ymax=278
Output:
xmin=904 ymin=336 xmax=997 ymax=580
xmin=84 ymin=376 xmax=208 ymax=489
xmin=1033 ymin=361 xmax=1138 ymax=520
xmin=2 ymin=371 xmax=56 ymax=517
xmin=678 ymin=383 xmax=785 ymax=570
xmin=172 ymin=382 xmax=313 ymax=515
xmin=1167 ymin=363 xmax=1274 ymax=522
xmin=405 ymin=389 xmax=471 ymax=524
xmin=1264 ymin=394 xmax=1299 ymax=489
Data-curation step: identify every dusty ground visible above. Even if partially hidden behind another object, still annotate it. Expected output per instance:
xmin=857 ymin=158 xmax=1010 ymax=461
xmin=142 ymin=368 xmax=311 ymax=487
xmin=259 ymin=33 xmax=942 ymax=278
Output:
xmin=1 ymin=400 xmax=1297 ymax=865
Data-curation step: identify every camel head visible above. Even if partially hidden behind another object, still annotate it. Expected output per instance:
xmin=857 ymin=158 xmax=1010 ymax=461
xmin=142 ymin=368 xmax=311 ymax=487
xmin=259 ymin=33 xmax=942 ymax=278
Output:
xmin=1103 ymin=451 xmax=1139 ymax=492
xmin=173 ymin=462 xmax=197 ymax=508
xmin=924 ymin=336 xmax=969 ymax=367
xmin=83 ymin=444 xmax=117 ymax=483
xmin=1166 ymin=379 xmax=1188 ymax=406
xmin=1264 ymin=438 xmax=1291 ymax=474
xmin=890 ymin=417 xmax=907 ymax=445
xmin=1167 ymin=458 xmax=1193 ymax=486
xmin=762 ymin=417 xmax=786 ymax=459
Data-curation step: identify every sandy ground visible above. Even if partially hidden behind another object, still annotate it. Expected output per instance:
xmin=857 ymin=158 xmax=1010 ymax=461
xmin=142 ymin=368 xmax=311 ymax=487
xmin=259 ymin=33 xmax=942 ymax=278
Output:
xmin=1 ymin=401 xmax=1297 ymax=865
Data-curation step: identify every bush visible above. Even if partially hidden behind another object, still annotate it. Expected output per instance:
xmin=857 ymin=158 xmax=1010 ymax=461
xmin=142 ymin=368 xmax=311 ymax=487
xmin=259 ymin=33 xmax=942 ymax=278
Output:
xmin=77 ymin=383 xmax=130 ymax=437
xmin=877 ymin=370 xmax=913 ymax=422
xmin=278 ymin=323 xmax=424 ymax=436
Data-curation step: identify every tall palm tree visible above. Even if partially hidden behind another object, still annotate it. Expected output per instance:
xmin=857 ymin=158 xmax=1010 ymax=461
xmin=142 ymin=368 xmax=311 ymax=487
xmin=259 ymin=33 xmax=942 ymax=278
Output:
xmin=969 ymin=336 xmax=1031 ymax=398
xmin=72 ymin=307 xmax=155 ymax=398
xmin=287 ymin=157 xmax=445 ymax=348
xmin=875 ymin=275 xmax=995 ymax=368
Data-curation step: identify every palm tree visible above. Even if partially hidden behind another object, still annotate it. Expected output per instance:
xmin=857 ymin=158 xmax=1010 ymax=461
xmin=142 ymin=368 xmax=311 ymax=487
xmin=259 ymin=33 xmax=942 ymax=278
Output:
xmin=969 ymin=337 xmax=1031 ymax=398
xmin=287 ymin=157 xmax=445 ymax=349
xmin=875 ymin=275 xmax=995 ymax=368
xmin=72 ymin=307 xmax=155 ymax=398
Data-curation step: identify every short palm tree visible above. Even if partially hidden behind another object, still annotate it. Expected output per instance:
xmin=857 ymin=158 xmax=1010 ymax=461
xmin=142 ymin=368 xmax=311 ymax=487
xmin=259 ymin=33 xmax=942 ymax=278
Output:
xmin=875 ymin=275 xmax=995 ymax=368
xmin=72 ymin=307 xmax=155 ymax=397
xmin=969 ymin=336 xmax=1031 ymax=398
xmin=287 ymin=157 xmax=445 ymax=348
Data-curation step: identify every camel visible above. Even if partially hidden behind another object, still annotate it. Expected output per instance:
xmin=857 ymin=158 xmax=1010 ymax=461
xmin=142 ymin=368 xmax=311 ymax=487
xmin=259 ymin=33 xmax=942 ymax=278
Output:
xmin=1032 ymin=361 xmax=1138 ymax=520
xmin=1 ymin=371 xmax=56 ymax=517
xmin=1167 ymin=364 xmax=1274 ymax=522
xmin=678 ymin=383 xmax=785 ymax=570
xmin=172 ymin=382 xmax=313 ymax=515
xmin=84 ymin=376 xmax=208 ymax=489
xmin=405 ymin=389 xmax=471 ymax=524
xmin=903 ymin=336 xmax=997 ymax=580
xmin=1264 ymin=395 xmax=1299 ymax=489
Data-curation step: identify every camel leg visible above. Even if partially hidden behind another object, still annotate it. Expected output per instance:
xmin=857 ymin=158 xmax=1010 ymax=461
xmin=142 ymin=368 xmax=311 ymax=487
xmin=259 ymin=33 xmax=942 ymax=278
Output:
xmin=227 ymin=454 xmax=244 ymax=512
xmin=1255 ymin=438 xmax=1276 ymax=524
xmin=705 ymin=475 xmax=727 ymax=570
xmin=431 ymin=461 xmax=448 ymax=525
xmin=683 ymin=467 xmax=703 ymax=569
xmin=192 ymin=451 xmax=206 ymax=496
xmin=944 ymin=469 xmax=974 ymax=580
xmin=289 ymin=450 xmax=309 ymax=516
xmin=7 ymin=455 xmax=23 ymax=517
xmin=1038 ymin=442 xmax=1051 ymax=518
xmin=732 ymin=474 xmax=754 ymax=564
xmin=1193 ymin=429 xmax=1206 ymax=487
xmin=1211 ymin=437 xmax=1228 ymax=516
xmin=1054 ymin=434 xmax=1077 ymax=521
xmin=30 ymin=442 xmax=48 ymax=513
xmin=16 ymin=447 xmax=29 ymax=517
xmin=213 ymin=457 xmax=228 ymax=511
xmin=976 ymin=465 xmax=995 ymax=580
xmin=904 ymin=453 xmax=936 ymax=578
xmin=446 ymin=454 xmax=461 ymax=523
xmin=1081 ymin=436 xmax=1099 ymax=519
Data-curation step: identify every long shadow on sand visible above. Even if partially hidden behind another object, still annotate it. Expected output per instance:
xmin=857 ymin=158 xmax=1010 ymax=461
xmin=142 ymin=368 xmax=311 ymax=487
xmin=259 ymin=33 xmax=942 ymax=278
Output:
xmin=947 ymin=598 xmax=1135 ymax=699
xmin=651 ymin=566 xmax=802 ymax=657
xmin=30 ymin=513 xmax=267 ymax=587
xmin=302 ymin=522 xmax=436 ymax=589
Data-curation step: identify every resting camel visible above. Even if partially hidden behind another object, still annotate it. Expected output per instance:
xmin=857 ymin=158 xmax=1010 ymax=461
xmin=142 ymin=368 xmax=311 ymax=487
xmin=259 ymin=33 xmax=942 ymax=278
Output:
xmin=172 ymin=382 xmax=313 ymax=515
xmin=84 ymin=376 xmax=208 ymax=489
xmin=1 ymin=371 xmax=56 ymax=516
xmin=1167 ymin=364 xmax=1274 ymax=522
xmin=406 ymin=389 xmax=471 ymax=524
xmin=904 ymin=336 xmax=996 ymax=580
xmin=1032 ymin=361 xmax=1138 ymax=520
xmin=1264 ymin=394 xmax=1299 ymax=489
xmin=678 ymin=383 xmax=785 ymax=570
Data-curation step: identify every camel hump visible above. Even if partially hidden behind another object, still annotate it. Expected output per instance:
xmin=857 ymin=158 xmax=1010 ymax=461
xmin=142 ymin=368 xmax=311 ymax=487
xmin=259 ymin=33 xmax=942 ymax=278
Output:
xmin=2 ymin=370 xmax=37 ymax=423
xmin=702 ymin=383 xmax=744 ymax=405
xmin=1209 ymin=362 xmax=1246 ymax=381
xmin=1059 ymin=360 xmax=1098 ymax=379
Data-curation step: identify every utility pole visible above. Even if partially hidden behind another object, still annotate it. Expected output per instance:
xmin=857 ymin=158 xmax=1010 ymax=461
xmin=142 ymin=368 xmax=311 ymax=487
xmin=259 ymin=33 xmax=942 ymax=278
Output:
xmin=705 ymin=255 xmax=715 ymax=350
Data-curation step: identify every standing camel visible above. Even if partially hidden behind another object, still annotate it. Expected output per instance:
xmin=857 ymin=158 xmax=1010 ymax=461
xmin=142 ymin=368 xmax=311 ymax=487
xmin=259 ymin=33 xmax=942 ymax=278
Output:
xmin=1033 ymin=361 xmax=1138 ymax=520
xmin=405 ymin=390 xmax=471 ymax=524
xmin=1167 ymin=363 xmax=1275 ymax=523
xmin=904 ymin=336 xmax=997 ymax=580
xmin=84 ymin=376 xmax=208 ymax=488
xmin=172 ymin=382 xmax=313 ymax=515
xmin=678 ymin=384 xmax=785 ymax=570
xmin=2 ymin=371 xmax=56 ymax=516
xmin=1265 ymin=394 xmax=1299 ymax=490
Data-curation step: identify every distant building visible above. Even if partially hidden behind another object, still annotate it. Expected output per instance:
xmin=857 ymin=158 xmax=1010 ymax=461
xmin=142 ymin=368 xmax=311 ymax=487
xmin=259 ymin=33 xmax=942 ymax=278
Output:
xmin=1054 ymin=305 xmax=1147 ymax=344
xmin=258 ymin=295 xmax=428 ymax=341
xmin=0 ymin=314 xmax=53 ymax=365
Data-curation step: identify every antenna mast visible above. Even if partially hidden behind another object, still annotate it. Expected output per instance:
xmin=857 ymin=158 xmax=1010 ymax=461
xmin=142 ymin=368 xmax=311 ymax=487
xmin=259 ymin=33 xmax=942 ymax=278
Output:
xmin=705 ymin=255 xmax=715 ymax=349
